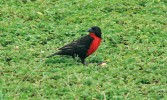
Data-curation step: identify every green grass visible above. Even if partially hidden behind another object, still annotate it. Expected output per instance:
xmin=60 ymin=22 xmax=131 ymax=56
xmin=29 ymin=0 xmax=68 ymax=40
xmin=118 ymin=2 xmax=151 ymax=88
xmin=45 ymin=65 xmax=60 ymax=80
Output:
xmin=1 ymin=0 xmax=167 ymax=99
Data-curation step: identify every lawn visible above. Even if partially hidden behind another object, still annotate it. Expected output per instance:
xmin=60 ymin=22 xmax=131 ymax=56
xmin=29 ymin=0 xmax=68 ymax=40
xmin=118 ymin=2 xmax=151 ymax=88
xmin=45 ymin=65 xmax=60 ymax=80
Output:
xmin=1 ymin=0 xmax=167 ymax=99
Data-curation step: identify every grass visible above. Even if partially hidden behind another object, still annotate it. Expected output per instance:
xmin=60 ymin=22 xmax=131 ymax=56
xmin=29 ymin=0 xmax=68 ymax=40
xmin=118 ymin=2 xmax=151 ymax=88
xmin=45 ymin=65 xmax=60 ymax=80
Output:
xmin=1 ymin=0 xmax=167 ymax=99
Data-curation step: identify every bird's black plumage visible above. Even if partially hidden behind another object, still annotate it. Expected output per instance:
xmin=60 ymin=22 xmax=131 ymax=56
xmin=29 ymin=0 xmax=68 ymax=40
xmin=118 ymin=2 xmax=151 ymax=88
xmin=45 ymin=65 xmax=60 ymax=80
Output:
xmin=47 ymin=26 xmax=102 ymax=64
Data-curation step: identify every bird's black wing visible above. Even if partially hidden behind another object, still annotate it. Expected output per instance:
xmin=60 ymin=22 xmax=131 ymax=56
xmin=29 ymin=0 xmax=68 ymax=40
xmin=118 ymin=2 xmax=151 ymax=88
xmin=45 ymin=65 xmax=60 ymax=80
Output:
xmin=58 ymin=35 xmax=94 ymax=57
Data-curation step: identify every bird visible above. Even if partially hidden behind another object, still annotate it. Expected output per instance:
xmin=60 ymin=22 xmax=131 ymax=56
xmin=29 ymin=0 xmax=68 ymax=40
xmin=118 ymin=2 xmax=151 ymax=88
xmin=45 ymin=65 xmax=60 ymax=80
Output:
xmin=47 ymin=26 xmax=102 ymax=65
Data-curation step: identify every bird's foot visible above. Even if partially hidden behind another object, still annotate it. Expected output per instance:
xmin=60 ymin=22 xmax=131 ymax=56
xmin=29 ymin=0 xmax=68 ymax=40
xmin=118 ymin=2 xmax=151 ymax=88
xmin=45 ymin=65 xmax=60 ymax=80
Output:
xmin=83 ymin=62 xmax=88 ymax=66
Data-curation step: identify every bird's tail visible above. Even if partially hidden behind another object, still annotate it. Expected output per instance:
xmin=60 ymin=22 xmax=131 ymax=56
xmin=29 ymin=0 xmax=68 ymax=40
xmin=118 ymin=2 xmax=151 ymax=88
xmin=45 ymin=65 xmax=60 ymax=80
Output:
xmin=46 ymin=52 xmax=59 ymax=58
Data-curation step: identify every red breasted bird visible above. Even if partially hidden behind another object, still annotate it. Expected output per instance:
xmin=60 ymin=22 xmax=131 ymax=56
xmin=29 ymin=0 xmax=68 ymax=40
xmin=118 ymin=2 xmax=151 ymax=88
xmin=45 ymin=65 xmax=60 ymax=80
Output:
xmin=47 ymin=26 xmax=102 ymax=65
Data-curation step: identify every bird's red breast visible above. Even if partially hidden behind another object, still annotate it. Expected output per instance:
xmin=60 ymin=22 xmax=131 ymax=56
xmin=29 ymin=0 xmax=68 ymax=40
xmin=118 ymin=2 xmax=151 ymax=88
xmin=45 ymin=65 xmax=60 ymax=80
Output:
xmin=86 ymin=33 xmax=102 ymax=56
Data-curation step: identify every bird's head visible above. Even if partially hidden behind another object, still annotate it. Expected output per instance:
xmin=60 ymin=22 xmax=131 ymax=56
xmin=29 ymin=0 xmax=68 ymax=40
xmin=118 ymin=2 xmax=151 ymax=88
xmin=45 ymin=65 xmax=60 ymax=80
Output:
xmin=87 ymin=26 xmax=102 ymax=38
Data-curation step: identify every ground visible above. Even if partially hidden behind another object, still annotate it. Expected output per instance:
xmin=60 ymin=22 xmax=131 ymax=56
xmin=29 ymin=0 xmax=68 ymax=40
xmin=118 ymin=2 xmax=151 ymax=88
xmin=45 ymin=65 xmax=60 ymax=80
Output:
xmin=1 ymin=0 xmax=167 ymax=99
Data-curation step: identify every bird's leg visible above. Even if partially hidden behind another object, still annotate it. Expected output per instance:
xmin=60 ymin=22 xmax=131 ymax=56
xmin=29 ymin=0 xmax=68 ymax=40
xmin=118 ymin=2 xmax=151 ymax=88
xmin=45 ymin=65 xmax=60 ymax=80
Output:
xmin=72 ymin=55 xmax=75 ymax=59
xmin=81 ymin=58 xmax=87 ymax=65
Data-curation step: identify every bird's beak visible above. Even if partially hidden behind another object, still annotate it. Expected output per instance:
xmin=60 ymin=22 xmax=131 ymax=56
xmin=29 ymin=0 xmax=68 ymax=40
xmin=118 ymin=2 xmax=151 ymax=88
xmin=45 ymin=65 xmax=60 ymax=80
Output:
xmin=87 ymin=28 xmax=93 ymax=33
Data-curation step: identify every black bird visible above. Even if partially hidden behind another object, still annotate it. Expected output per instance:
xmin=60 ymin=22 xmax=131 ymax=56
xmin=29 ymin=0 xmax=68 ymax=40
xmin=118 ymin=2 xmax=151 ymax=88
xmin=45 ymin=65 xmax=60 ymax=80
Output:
xmin=47 ymin=26 xmax=102 ymax=64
